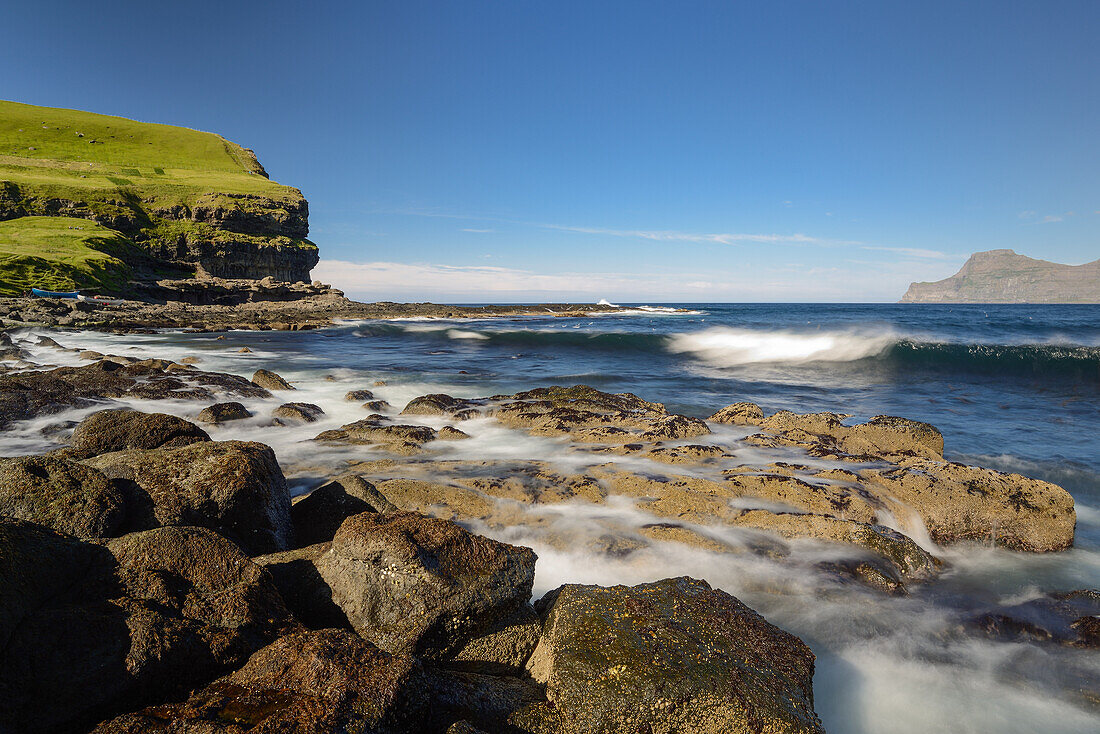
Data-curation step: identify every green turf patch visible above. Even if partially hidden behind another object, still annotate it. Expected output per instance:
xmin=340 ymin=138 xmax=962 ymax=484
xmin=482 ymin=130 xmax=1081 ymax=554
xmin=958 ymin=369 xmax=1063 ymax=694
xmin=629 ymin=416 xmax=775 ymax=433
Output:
xmin=0 ymin=216 xmax=136 ymax=296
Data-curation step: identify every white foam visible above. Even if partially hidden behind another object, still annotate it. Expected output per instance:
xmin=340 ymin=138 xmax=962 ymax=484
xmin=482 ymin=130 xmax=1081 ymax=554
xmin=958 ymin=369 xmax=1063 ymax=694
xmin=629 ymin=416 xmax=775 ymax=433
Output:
xmin=667 ymin=326 xmax=896 ymax=366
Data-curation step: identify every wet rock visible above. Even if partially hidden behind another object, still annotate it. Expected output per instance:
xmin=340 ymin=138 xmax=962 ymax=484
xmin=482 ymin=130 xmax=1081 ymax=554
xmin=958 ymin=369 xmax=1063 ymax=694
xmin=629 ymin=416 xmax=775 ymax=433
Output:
xmin=92 ymin=629 xmax=425 ymax=734
xmin=707 ymin=401 xmax=765 ymax=424
xmin=197 ymin=401 xmax=253 ymax=424
xmin=756 ymin=410 xmax=944 ymax=460
xmin=66 ymin=408 xmax=211 ymax=458
xmin=252 ymin=367 xmax=294 ymax=390
xmin=254 ymin=543 xmax=350 ymax=630
xmin=314 ymin=417 xmax=437 ymax=453
xmin=345 ymin=388 xmax=376 ymax=401
xmin=0 ymin=360 xmax=269 ymax=429
xmin=0 ymin=520 xmax=296 ymax=734
xmin=402 ymin=393 xmax=483 ymax=419
xmin=426 ymin=668 xmax=543 ymax=733
xmin=179 ymin=355 xmax=201 ymax=364
xmin=362 ymin=399 xmax=392 ymax=411
xmin=858 ymin=458 xmax=1076 ymax=552
xmin=83 ymin=440 xmax=292 ymax=555
xmin=0 ymin=455 xmax=125 ymax=537
xmin=318 ymin=511 xmax=537 ymax=659
xmin=291 ymin=474 xmax=396 ymax=547
xmin=439 ymin=425 xmax=471 ymax=440
xmin=517 ymin=577 xmax=823 ymax=734
xmin=970 ymin=589 xmax=1100 ymax=648
xmin=273 ymin=401 xmax=325 ymax=423
xmin=492 ymin=385 xmax=710 ymax=443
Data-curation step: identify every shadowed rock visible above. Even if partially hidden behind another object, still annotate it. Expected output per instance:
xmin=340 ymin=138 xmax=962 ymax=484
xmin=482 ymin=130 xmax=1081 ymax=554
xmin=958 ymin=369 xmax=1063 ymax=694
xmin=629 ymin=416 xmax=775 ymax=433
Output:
xmin=0 ymin=520 xmax=296 ymax=734
xmin=291 ymin=474 xmax=396 ymax=547
xmin=970 ymin=589 xmax=1100 ymax=648
xmin=83 ymin=440 xmax=293 ymax=554
xmin=92 ymin=629 xmax=425 ymax=734
xmin=0 ymin=455 xmax=125 ymax=537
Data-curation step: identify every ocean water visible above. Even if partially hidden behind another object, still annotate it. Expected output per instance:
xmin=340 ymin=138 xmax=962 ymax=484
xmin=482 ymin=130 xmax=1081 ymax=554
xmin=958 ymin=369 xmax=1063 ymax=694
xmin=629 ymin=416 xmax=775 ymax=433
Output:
xmin=5 ymin=303 xmax=1100 ymax=732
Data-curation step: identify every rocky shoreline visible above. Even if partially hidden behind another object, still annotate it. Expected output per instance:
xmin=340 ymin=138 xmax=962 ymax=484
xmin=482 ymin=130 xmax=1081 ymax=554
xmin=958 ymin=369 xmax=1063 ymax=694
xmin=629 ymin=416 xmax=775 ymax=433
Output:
xmin=0 ymin=278 xmax=623 ymax=332
xmin=0 ymin=332 xmax=1095 ymax=733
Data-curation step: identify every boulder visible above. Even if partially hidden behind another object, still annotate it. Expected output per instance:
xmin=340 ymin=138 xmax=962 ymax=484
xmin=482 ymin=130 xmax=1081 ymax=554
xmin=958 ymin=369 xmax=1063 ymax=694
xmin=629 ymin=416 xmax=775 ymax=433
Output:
xmin=755 ymin=410 xmax=944 ymax=460
xmin=0 ymin=455 xmax=125 ymax=538
xmin=858 ymin=458 xmax=1076 ymax=552
xmin=252 ymin=368 xmax=294 ymax=390
xmin=449 ymin=602 xmax=542 ymax=675
xmin=92 ymin=629 xmax=425 ymax=734
xmin=66 ymin=408 xmax=210 ymax=458
xmin=314 ymin=417 xmax=437 ymax=453
xmin=291 ymin=474 xmax=396 ymax=547
xmin=439 ymin=425 xmax=471 ymax=440
xmin=83 ymin=440 xmax=293 ymax=555
xmin=345 ymin=388 xmax=376 ymax=401
xmin=273 ymin=402 xmax=325 ymax=423
xmin=255 ymin=543 xmax=351 ymax=630
xmin=0 ymin=520 xmax=296 ymax=734
xmin=362 ymin=399 xmax=392 ymax=412
xmin=707 ymin=401 xmax=765 ymax=425
xmin=317 ymin=512 xmax=537 ymax=658
xmin=402 ymin=393 xmax=482 ymax=418
xmin=517 ymin=577 xmax=823 ymax=734
xmin=197 ymin=401 xmax=253 ymax=424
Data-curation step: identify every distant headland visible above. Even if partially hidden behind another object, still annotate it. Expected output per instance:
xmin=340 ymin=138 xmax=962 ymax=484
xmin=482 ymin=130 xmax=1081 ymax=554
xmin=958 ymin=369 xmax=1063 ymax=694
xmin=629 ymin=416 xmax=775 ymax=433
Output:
xmin=901 ymin=249 xmax=1100 ymax=303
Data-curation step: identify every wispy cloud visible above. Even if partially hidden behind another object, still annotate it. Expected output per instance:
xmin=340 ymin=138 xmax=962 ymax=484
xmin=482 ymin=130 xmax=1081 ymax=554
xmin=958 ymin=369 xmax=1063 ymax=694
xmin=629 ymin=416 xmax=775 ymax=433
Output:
xmin=540 ymin=224 xmax=827 ymax=245
xmin=461 ymin=228 xmax=495 ymax=233
xmin=1041 ymin=214 xmax=1063 ymax=223
xmin=859 ymin=245 xmax=957 ymax=260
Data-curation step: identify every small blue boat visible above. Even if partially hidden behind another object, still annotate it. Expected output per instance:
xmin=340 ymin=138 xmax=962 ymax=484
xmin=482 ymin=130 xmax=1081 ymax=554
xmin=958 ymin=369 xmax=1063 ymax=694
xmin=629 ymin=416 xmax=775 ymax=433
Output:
xmin=31 ymin=288 xmax=80 ymax=299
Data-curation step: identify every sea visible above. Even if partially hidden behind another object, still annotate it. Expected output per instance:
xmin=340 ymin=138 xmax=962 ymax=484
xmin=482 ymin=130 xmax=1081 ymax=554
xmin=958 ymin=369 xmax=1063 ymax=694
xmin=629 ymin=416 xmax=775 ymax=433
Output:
xmin=4 ymin=302 xmax=1099 ymax=732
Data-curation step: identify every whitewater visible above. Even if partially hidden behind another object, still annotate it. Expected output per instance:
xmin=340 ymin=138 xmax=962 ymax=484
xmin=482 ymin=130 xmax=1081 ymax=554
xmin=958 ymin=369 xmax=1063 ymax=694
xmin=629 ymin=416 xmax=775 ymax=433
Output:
xmin=2 ymin=302 xmax=1098 ymax=732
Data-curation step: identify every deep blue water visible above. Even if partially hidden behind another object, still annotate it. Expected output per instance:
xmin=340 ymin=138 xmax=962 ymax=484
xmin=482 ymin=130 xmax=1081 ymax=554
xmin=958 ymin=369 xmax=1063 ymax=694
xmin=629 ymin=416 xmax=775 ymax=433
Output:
xmin=311 ymin=303 xmax=1099 ymax=490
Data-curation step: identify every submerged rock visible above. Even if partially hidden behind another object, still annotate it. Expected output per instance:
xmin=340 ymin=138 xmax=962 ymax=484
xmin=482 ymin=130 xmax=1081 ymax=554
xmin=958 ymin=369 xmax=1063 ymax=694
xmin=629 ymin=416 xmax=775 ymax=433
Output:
xmin=970 ymin=589 xmax=1100 ymax=648
xmin=0 ymin=520 xmax=296 ymax=734
xmin=196 ymin=401 xmax=253 ymax=423
xmin=0 ymin=455 xmax=124 ymax=537
xmin=82 ymin=440 xmax=293 ymax=554
xmin=517 ymin=576 xmax=823 ymax=734
xmin=66 ymin=408 xmax=210 ymax=458
xmin=92 ymin=629 xmax=424 ymax=733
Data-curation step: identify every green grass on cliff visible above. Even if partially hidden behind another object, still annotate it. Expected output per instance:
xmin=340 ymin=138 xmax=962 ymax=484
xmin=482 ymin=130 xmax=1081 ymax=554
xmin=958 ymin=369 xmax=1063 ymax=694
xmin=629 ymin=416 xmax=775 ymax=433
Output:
xmin=0 ymin=216 xmax=136 ymax=296
xmin=0 ymin=99 xmax=303 ymax=211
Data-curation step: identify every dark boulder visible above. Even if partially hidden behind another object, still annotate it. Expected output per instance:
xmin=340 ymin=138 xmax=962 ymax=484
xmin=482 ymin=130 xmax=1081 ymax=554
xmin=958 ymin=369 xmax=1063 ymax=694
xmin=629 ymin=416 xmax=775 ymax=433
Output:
xmin=83 ymin=440 xmax=293 ymax=555
xmin=515 ymin=576 xmax=824 ymax=734
xmin=273 ymin=401 xmax=325 ymax=423
xmin=318 ymin=512 xmax=537 ymax=659
xmin=401 ymin=393 xmax=482 ymax=419
xmin=0 ymin=455 xmax=125 ymax=537
xmin=197 ymin=401 xmax=253 ymax=424
xmin=0 ymin=520 xmax=296 ymax=734
xmin=345 ymin=388 xmax=376 ymax=401
xmin=67 ymin=408 xmax=210 ymax=458
xmin=291 ymin=474 xmax=396 ymax=547
xmin=92 ymin=629 xmax=425 ymax=734
xmin=970 ymin=589 xmax=1100 ymax=648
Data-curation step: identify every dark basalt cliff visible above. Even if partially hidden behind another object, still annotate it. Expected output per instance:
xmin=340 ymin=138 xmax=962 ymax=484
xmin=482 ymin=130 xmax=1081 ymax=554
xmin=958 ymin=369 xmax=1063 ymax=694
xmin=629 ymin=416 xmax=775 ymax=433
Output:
xmin=902 ymin=249 xmax=1100 ymax=303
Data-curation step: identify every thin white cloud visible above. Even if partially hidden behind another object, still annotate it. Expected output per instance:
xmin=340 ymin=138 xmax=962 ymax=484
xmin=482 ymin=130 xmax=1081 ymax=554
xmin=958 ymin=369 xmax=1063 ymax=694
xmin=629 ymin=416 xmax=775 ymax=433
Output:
xmin=859 ymin=245 xmax=957 ymax=260
xmin=540 ymin=224 xmax=826 ymax=245
xmin=1041 ymin=214 xmax=1063 ymax=223
xmin=461 ymin=228 xmax=495 ymax=233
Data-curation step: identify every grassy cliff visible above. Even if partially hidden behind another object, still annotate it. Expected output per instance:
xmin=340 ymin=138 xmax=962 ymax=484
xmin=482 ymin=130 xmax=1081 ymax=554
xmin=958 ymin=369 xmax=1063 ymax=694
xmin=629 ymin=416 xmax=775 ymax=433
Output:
xmin=0 ymin=100 xmax=318 ymax=293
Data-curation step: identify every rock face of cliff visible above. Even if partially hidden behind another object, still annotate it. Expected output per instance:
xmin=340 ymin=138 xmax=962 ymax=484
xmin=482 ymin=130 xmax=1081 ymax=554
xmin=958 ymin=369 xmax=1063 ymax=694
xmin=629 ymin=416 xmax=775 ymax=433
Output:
xmin=0 ymin=100 xmax=318 ymax=285
xmin=902 ymin=250 xmax=1100 ymax=303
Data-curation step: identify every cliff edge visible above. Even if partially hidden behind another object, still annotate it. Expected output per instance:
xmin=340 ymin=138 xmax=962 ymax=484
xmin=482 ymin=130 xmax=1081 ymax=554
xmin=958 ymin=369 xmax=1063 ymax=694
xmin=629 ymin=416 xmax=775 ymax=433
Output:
xmin=0 ymin=100 xmax=318 ymax=294
xmin=901 ymin=249 xmax=1100 ymax=303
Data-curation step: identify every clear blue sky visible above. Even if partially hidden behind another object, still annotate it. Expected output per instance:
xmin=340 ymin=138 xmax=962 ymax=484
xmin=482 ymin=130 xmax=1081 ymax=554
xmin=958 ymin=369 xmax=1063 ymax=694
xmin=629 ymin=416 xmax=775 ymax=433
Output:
xmin=3 ymin=1 xmax=1097 ymax=301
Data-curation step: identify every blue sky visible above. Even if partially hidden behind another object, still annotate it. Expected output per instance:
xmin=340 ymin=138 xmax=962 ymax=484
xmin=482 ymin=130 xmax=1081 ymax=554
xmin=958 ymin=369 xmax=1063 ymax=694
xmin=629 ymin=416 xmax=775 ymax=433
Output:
xmin=3 ymin=1 xmax=1097 ymax=301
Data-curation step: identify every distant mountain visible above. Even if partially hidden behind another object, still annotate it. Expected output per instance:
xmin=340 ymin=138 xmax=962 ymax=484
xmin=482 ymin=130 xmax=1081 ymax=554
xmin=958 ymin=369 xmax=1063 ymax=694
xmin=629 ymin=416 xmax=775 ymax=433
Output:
xmin=901 ymin=249 xmax=1100 ymax=303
